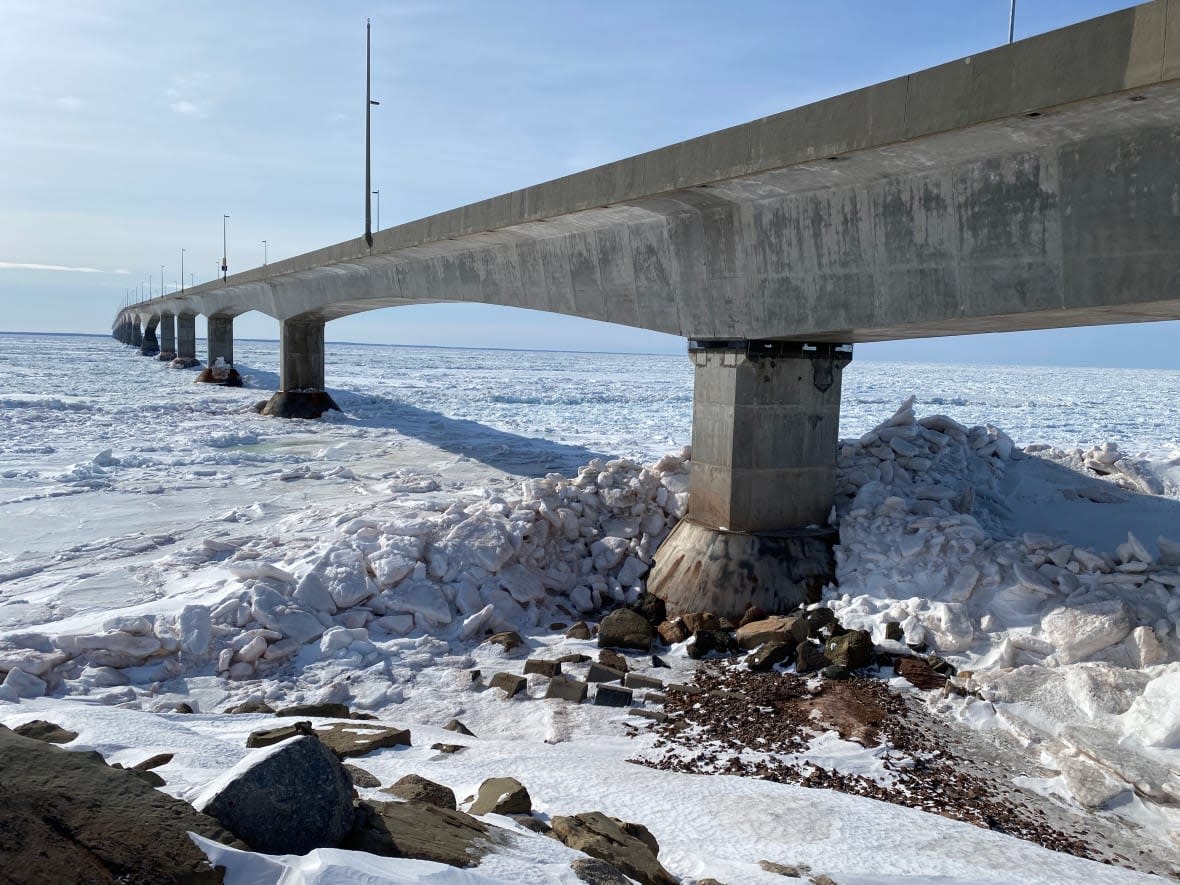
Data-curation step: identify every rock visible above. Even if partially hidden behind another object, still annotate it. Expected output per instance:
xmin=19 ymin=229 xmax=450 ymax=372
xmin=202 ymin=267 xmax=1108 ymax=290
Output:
xmin=824 ymin=629 xmax=873 ymax=669
xmin=174 ymin=702 xmax=195 ymax=714
xmin=195 ymin=734 xmax=354 ymax=855
xmin=384 ymin=773 xmax=457 ymax=810
xmin=821 ymin=664 xmax=851 ymax=680
xmin=736 ymin=614 xmax=809 ymax=650
xmin=343 ymin=798 xmax=506 ymax=868
xmin=656 ymin=619 xmax=689 ymax=645
xmin=802 ymin=607 xmax=838 ymax=636
xmin=1042 ymin=600 xmax=1133 ymax=664
xmin=225 ymin=700 xmax=275 ymax=715
xmin=490 ymin=672 xmax=528 ymax=698
xmin=444 ymin=718 xmax=475 ymax=736
xmin=13 ymin=720 xmax=77 ymax=744
xmin=550 ymin=811 xmax=676 ymax=885
xmin=598 ymin=649 xmax=629 ymax=672
xmin=746 ymin=641 xmax=794 ymax=672
xmin=587 ymin=663 xmax=625 ymax=683
xmin=651 ymin=655 xmax=671 ymax=669
xmin=629 ymin=708 xmax=668 ymax=723
xmin=884 ymin=621 xmax=904 ymax=641
xmin=346 ymin=765 xmax=381 ymax=788
xmin=314 ymin=722 xmax=412 ymax=758
xmin=572 ymin=857 xmax=632 ymax=884
xmin=598 ymin=609 xmax=655 ymax=651
xmin=469 ymin=776 xmax=531 ymax=815
xmin=795 ymin=641 xmax=829 ymax=674
xmin=431 ymin=743 xmax=467 ymax=754
xmin=557 ymin=653 xmax=592 ymax=664
xmin=565 ymin=621 xmax=593 ymax=640
xmin=133 ymin=753 xmax=174 ymax=772
xmin=246 ymin=721 xmax=314 ymax=749
xmin=738 ymin=606 xmax=769 ymax=627
xmin=524 ymin=658 xmax=561 ymax=678
xmin=275 ymin=702 xmax=352 ymax=719
xmin=681 ymin=611 xmax=721 ymax=633
xmin=687 ymin=629 xmax=737 ymax=659
xmin=511 ymin=813 xmax=552 ymax=835
xmin=760 ymin=859 xmax=809 ymax=877
xmin=0 ymin=726 xmax=237 ymax=883
xmin=895 ymin=656 xmax=948 ymax=690
xmin=546 ymin=676 xmax=589 ymax=703
xmin=594 ymin=684 xmax=634 ymax=707
xmin=624 ymin=672 xmax=663 ymax=690
xmin=628 ymin=591 xmax=666 ymax=627
xmin=485 ymin=630 xmax=526 ymax=652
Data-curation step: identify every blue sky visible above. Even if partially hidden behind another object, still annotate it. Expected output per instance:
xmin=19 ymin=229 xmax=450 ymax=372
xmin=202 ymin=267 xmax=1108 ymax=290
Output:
xmin=2 ymin=0 xmax=1175 ymax=366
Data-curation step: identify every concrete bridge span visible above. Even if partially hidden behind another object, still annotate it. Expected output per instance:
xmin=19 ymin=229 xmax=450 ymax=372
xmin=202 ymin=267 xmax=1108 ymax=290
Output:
xmin=113 ymin=1 xmax=1180 ymax=616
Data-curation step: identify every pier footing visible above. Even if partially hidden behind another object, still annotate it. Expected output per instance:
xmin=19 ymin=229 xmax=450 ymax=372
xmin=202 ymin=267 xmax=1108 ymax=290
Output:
xmin=648 ymin=520 xmax=835 ymax=621
xmin=260 ymin=390 xmax=340 ymax=419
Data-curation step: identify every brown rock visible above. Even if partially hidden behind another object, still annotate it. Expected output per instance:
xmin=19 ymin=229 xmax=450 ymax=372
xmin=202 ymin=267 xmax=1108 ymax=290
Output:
xmin=13 ymin=720 xmax=78 ymax=744
xmin=795 ymin=641 xmax=829 ymax=674
xmin=469 ymin=776 xmax=531 ymax=815
xmin=598 ymin=608 xmax=654 ymax=651
xmin=545 ymin=676 xmax=589 ymax=703
xmin=485 ymin=630 xmax=525 ymax=652
xmin=824 ymin=629 xmax=873 ymax=670
xmin=384 ymin=773 xmax=456 ymax=810
xmin=313 ymin=722 xmax=411 ymax=758
xmin=896 ymin=656 xmax=949 ymax=690
xmin=550 ymin=811 xmax=676 ymax=885
xmin=246 ymin=720 xmax=314 ymax=748
xmin=0 ymin=726 xmax=238 ymax=882
xmin=524 ymin=658 xmax=561 ymax=678
xmin=343 ymin=798 xmax=508 ymax=868
xmin=598 ymin=649 xmax=629 ymax=672
xmin=681 ymin=611 xmax=721 ymax=634
xmin=736 ymin=614 xmax=809 ymax=650
xmin=444 ymin=718 xmax=475 ymax=736
xmin=565 ymin=621 xmax=593 ymax=640
xmin=345 ymin=765 xmax=381 ymax=788
xmin=738 ymin=606 xmax=769 ymax=627
xmin=490 ymin=672 xmax=527 ymax=698
xmin=746 ymin=641 xmax=794 ymax=672
xmin=275 ymin=702 xmax=352 ymax=719
xmin=225 ymin=700 xmax=275 ymax=714
xmin=656 ymin=619 xmax=689 ymax=645
xmin=133 ymin=753 xmax=174 ymax=772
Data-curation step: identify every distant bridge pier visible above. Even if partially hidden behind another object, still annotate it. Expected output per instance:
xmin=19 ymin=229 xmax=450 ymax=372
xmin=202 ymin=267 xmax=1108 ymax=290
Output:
xmin=157 ymin=312 xmax=176 ymax=362
xmin=139 ymin=316 xmax=160 ymax=357
xmin=648 ymin=340 xmax=851 ymax=620
xmin=130 ymin=317 xmax=142 ymax=347
xmin=261 ymin=318 xmax=340 ymax=418
xmin=195 ymin=315 xmax=242 ymax=386
xmin=171 ymin=313 xmax=201 ymax=368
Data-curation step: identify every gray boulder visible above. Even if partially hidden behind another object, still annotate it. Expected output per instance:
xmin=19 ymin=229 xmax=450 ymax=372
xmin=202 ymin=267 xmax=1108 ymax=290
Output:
xmin=343 ymin=798 xmax=508 ymax=867
xmin=469 ymin=776 xmax=531 ymax=815
xmin=824 ymin=629 xmax=873 ymax=669
xmin=196 ymin=734 xmax=354 ymax=855
xmin=598 ymin=609 xmax=654 ymax=651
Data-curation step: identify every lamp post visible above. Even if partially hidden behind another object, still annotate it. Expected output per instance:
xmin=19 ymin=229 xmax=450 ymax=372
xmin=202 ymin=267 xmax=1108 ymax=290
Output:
xmin=222 ymin=214 xmax=230 ymax=281
xmin=149 ymin=274 xmax=153 ymax=299
xmin=1008 ymin=0 xmax=1016 ymax=42
xmin=181 ymin=248 xmax=185 ymax=291
xmin=160 ymin=264 xmax=165 ymax=295
xmin=365 ymin=18 xmax=380 ymax=247
xmin=372 ymin=190 xmax=380 ymax=231
xmin=190 ymin=272 xmax=194 ymax=289
xmin=263 ymin=239 xmax=268 ymax=266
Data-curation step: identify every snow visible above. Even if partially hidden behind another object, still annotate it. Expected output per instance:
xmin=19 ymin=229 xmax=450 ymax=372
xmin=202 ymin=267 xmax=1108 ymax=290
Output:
xmin=2 ymin=333 xmax=1180 ymax=882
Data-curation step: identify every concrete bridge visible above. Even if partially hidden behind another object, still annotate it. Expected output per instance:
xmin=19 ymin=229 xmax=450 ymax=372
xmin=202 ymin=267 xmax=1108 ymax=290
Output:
xmin=113 ymin=1 xmax=1180 ymax=616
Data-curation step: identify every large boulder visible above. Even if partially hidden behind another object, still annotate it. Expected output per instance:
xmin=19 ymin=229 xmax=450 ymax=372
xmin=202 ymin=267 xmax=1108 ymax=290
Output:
xmin=550 ymin=811 xmax=676 ymax=885
xmin=735 ymin=614 xmax=808 ymax=650
xmin=384 ymin=774 xmax=456 ymax=810
xmin=598 ymin=609 xmax=655 ymax=651
xmin=343 ymin=798 xmax=508 ymax=867
xmin=194 ymin=734 xmax=354 ymax=855
xmin=0 ymin=725 xmax=238 ymax=883
xmin=824 ymin=629 xmax=873 ymax=670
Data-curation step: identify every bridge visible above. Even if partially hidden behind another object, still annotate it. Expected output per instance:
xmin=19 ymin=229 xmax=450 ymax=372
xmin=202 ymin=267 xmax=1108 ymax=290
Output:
xmin=113 ymin=0 xmax=1180 ymax=617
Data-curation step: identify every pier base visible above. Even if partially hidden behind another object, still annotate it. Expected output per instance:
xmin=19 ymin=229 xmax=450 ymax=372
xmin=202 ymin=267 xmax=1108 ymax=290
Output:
xmin=648 ymin=339 xmax=851 ymax=618
xmin=197 ymin=316 xmax=236 ymax=384
xmin=647 ymin=520 xmax=835 ymax=621
xmin=171 ymin=313 xmax=201 ymax=369
xmin=260 ymin=390 xmax=341 ymax=419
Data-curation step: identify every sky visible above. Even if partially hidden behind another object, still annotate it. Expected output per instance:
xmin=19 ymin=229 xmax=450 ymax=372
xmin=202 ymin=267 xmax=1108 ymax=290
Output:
xmin=2 ymin=0 xmax=1176 ymax=367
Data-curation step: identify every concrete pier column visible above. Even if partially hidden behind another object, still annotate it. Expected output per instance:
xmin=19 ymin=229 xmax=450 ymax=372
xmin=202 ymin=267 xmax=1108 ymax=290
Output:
xmin=139 ymin=317 xmax=160 ymax=356
xmin=648 ymin=339 xmax=852 ymax=620
xmin=157 ymin=313 xmax=176 ymax=362
xmin=131 ymin=318 xmax=142 ymax=347
xmin=196 ymin=315 xmax=242 ymax=385
xmin=261 ymin=318 xmax=340 ymax=418
xmin=171 ymin=313 xmax=200 ymax=368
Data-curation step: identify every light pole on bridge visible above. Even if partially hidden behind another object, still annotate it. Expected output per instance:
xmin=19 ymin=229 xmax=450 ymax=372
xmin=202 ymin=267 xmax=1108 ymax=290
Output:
xmin=222 ymin=214 xmax=229 ymax=281
xmin=263 ymin=239 xmax=268 ymax=266
xmin=372 ymin=190 xmax=380 ymax=231
xmin=160 ymin=265 xmax=165 ymax=296
xmin=181 ymin=248 xmax=185 ymax=292
xmin=365 ymin=18 xmax=380 ymax=247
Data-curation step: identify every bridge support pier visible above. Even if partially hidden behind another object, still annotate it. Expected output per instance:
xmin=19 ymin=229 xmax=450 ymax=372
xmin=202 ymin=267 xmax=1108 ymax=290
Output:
xmin=261 ymin=319 xmax=340 ymax=418
xmin=648 ymin=340 xmax=852 ymax=621
xmin=196 ymin=315 xmax=242 ymax=386
xmin=139 ymin=317 xmax=160 ymax=357
xmin=171 ymin=313 xmax=201 ymax=368
xmin=130 ymin=318 xmax=142 ymax=348
xmin=157 ymin=313 xmax=176 ymax=362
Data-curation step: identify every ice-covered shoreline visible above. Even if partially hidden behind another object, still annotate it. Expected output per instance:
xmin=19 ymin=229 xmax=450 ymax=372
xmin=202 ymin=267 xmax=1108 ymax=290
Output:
xmin=2 ymin=333 xmax=1180 ymax=882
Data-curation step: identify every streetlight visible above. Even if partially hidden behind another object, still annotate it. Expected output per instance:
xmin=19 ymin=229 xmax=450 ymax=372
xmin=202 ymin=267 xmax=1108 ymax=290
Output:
xmin=372 ymin=190 xmax=380 ymax=231
xmin=222 ymin=214 xmax=230 ymax=281
xmin=181 ymin=248 xmax=186 ymax=292
xmin=262 ymin=239 xmax=268 ymax=266
xmin=1008 ymin=0 xmax=1016 ymax=43
xmin=190 ymin=272 xmax=194 ymax=289
xmin=161 ymin=265 xmax=165 ymax=296
xmin=365 ymin=18 xmax=380 ymax=247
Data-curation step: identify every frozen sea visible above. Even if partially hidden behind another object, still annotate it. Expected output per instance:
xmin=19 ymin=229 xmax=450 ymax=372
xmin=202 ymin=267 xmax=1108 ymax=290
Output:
xmin=2 ymin=331 xmax=1180 ymax=884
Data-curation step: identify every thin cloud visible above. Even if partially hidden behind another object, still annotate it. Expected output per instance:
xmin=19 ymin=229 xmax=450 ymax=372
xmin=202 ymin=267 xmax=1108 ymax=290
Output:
xmin=0 ymin=262 xmax=106 ymax=274
xmin=167 ymin=72 xmax=212 ymax=119
xmin=56 ymin=96 xmax=83 ymax=111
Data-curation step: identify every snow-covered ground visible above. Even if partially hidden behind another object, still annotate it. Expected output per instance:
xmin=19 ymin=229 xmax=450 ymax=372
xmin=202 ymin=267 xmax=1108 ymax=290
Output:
xmin=2 ymin=332 xmax=1179 ymax=883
